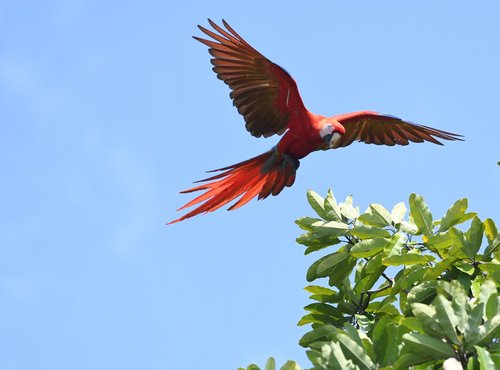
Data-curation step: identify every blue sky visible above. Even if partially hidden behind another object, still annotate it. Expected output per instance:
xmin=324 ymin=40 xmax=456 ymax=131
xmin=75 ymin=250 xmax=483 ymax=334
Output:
xmin=1 ymin=1 xmax=499 ymax=369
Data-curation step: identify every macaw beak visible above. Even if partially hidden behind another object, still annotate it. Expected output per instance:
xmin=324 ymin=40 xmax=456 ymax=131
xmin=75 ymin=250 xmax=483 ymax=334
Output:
xmin=323 ymin=132 xmax=342 ymax=148
xmin=330 ymin=132 xmax=342 ymax=147
xmin=323 ymin=133 xmax=333 ymax=144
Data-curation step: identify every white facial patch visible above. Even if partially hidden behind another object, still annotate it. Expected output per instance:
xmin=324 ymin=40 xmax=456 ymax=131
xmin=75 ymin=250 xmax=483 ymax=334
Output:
xmin=319 ymin=124 xmax=334 ymax=138
xmin=329 ymin=132 xmax=342 ymax=148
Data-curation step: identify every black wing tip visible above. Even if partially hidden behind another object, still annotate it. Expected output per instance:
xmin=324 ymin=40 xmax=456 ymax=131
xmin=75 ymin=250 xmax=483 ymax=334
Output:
xmin=379 ymin=113 xmax=465 ymax=141
xmin=196 ymin=24 xmax=209 ymax=33
xmin=207 ymin=18 xmax=217 ymax=28
xmin=447 ymin=134 xmax=465 ymax=141
xmin=203 ymin=18 xmax=230 ymax=31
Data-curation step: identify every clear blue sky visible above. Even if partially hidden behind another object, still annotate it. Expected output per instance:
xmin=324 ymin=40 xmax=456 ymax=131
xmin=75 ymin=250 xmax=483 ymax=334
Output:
xmin=1 ymin=1 xmax=499 ymax=369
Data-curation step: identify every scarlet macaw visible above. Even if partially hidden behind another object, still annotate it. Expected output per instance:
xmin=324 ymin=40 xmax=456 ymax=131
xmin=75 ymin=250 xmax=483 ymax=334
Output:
xmin=169 ymin=20 xmax=462 ymax=224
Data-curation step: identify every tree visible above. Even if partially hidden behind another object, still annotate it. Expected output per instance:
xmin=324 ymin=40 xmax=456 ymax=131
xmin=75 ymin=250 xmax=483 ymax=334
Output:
xmin=239 ymin=190 xmax=500 ymax=370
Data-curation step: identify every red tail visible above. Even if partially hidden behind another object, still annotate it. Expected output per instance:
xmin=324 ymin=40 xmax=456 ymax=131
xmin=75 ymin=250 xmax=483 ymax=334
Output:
xmin=168 ymin=149 xmax=299 ymax=224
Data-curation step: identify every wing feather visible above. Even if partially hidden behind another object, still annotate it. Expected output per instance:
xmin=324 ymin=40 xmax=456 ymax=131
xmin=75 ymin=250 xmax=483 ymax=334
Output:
xmin=195 ymin=19 xmax=307 ymax=138
xmin=334 ymin=112 xmax=463 ymax=148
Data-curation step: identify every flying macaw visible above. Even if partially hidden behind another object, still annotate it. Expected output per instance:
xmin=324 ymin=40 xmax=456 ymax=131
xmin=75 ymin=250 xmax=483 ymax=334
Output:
xmin=169 ymin=19 xmax=462 ymax=224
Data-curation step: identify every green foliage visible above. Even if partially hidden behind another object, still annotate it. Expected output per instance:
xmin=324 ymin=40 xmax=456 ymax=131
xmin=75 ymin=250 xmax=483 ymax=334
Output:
xmin=238 ymin=357 xmax=302 ymax=370
xmin=241 ymin=191 xmax=500 ymax=370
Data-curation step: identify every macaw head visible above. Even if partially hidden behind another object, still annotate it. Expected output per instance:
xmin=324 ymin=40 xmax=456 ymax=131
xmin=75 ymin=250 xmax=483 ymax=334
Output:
xmin=319 ymin=119 xmax=345 ymax=149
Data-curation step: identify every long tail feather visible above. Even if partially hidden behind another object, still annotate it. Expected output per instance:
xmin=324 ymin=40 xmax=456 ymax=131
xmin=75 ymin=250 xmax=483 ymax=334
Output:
xmin=168 ymin=149 xmax=299 ymax=224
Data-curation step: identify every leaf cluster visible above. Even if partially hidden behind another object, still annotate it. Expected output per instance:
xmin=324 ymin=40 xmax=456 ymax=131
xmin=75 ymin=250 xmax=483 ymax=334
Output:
xmin=298 ymin=190 xmax=500 ymax=369
xmin=240 ymin=191 xmax=500 ymax=369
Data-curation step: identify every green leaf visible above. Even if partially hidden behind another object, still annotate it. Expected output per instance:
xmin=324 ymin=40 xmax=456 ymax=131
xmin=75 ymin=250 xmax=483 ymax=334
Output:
xmin=328 ymin=257 xmax=357 ymax=287
xmin=406 ymin=281 xmax=437 ymax=312
xmin=372 ymin=316 xmax=398 ymax=367
xmin=305 ymin=350 xmax=323 ymax=369
xmin=245 ymin=365 xmax=261 ymax=370
xmin=402 ymin=332 xmax=455 ymax=358
xmin=298 ymin=313 xmax=341 ymax=326
xmin=484 ymin=218 xmax=498 ymax=245
xmin=265 ymin=357 xmax=276 ymax=370
xmin=307 ymin=254 xmax=332 ymax=281
xmin=317 ymin=252 xmax=351 ymax=277
xmin=467 ymin=356 xmax=480 ymax=370
xmin=340 ymin=279 xmax=357 ymax=303
xmin=382 ymin=253 xmax=435 ymax=266
xmin=475 ymin=346 xmax=496 ymax=370
xmin=304 ymin=303 xmax=343 ymax=318
xmin=399 ymin=220 xmax=418 ymax=235
xmin=478 ymin=262 xmax=500 ymax=273
xmin=296 ymin=232 xmax=340 ymax=251
xmin=349 ymin=225 xmax=391 ymax=239
xmin=489 ymin=342 xmax=500 ymax=353
xmin=439 ymin=198 xmax=469 ymax=232
xmin=314 ymin=221 xmax=350 ymax=237
xmin=465 ymin=216 xmax=484 ymax=260
xmin=471 ymin=276 xmax=485 ymax=299
xmin=409 ymin=193 xmax=434 ymax=237
xmin=343 ymin=323 xmax=364 ymax=347
xmin=434 ymin=295 xmax=461 ymax=345
xmin=479 ymin=279 xmax=497 ymax=306
xmin=394 ymin=353 xmax=431 ymax=369
xmin=455 ymin=261 xmax=476 ymax=275
xmin=476 ymin=279 xmax=498 ymax=326
xmin=464 ymin=303 xmax=484 ymax=347
xmin=304 ymin=285 xmax=336 ymax=295
xmin=400 ymin=317 xmax=424 ymax=332
xmin=448 ymin=228 xmax=468 ymax=258
xmin=358 ymin=209 xmax=388 ymax=228
xmin=411 ymin=302 xmax=445 ymax=337
xmin=427 ymin=232 xmax=454 ymax=250
xmin=299 ymin=325 xmax=337 ymax=347
xmin=450 ymin=282 xmax=469 ymax=333
xmin=367 ymin=298 xmax=399 ymax=317
xmin=492 ymin=354 xmax=500 ymax=370
xmin=307 ymin=190 xmax=327 ymax=219
xmin=391 ymin=202 xmax=407 ymax=225
xmin=295 ymin=217 xmax=323 ymax=231
xmin=484 ymin=235 xmax=500 ymax=257
xmin=491 ymin=270 xmax=500 ymax=284
xmin=350 ymin=238 xmax=388 ymax=258
xmin=486 ymin=295 xmax=499 ymax=321
xmin=355 ymin=267 xmax=387 ymax=294
xmin=337 ymin=301 xmax=357 ymax=316
xmin=323 ymin=342 xmax=357 ymax=370
xmin=324 ymin=189 xmax=343 ymax=222
xmin=476 ymin=314 xmax=500 ymax=347
xmin=365 ymin=253 xmax=384 ymax=274
xmin=384 ymin=232 xmax=407 ymax=257
xmin=308 ymin=293 xmax=341 ymax=304
xmin=461 ymin=212 xmax=479 ymax=223
xmin=355 ymin=255 xmax=387 ymax=293
xmin=336 ymin=332 xmax=374 ymax=370
xmin=423 ymin=257 xmax=456 ymax=280
xmin=396 ymin=265 xmax=429 ymax=293
xmin=280 ymin=360 xmax=301 ymax=370
xmin=370 ymin=204 xmax=393 ymax=226
xmin=436 ymin=279 xmax=465 ymax=299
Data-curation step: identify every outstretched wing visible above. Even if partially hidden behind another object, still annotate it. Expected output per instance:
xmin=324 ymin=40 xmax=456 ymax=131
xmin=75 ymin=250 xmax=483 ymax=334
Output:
xmin=333 ymin=111 xmax=463 ymax=147
xmin=194 ymin=19 xmax=307 ymax=138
